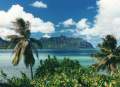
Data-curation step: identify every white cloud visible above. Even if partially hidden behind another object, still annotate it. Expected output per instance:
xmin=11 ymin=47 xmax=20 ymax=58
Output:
xmin=93 ymin=0 xmax=120 ymax=39
xmin=63 ymin=18 xmax=75 ymax=27
xmin=76 ymin=18 xmax=89 ymax=30
xmin=0 ymin=4 xmax=55 ymax=38
xmin=88 ymin=0 xmax=120 ymax=38
xmin=74 ymin=0 xmax=120 ymax=46
xmin=42 ymin=34 xmax=51 ymax=38
xmin=31 ymin=1 xmax=47 ymax=8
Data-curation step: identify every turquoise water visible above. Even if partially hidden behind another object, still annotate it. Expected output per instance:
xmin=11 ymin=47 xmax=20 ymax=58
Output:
xmin=0 ymin=49 xmax=97 ymax=77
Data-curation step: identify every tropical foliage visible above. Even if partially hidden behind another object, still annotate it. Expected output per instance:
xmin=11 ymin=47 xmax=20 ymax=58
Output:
xmin=93 ymin=35 xmax=120 ymax=73
xmin=35 ymin=55 xmax=80 ymax=78
xmin=1 ymin=57 xmax=120 ymax=87
xmin=7 ymin=18 xmax=42 ymax=79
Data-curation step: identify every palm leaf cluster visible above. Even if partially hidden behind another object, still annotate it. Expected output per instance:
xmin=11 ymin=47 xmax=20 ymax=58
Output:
xmin=7 ymin=18 xmax=42 ymax=79
xmin=93 ymin=35 xmax=120 ymax=73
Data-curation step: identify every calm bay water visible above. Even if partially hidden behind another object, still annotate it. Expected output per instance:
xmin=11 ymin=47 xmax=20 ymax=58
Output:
xmin=0 ymin=49 xmax=97 ymax=78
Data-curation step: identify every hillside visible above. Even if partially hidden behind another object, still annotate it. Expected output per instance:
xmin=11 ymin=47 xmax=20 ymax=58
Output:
xmin=39 ymin=36 xmax=93 ymax=49
xmin=0 ymin=36 xmax=93 ymax=49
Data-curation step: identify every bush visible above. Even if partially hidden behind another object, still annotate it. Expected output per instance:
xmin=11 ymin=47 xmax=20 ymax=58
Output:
xmin=1 ymin=56 xmax=120 ymax=87
xmin=35 ymin=55 xmax=81 ymax=78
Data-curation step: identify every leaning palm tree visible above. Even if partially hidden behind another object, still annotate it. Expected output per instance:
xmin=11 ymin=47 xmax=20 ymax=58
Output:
xmin=7 ymin=18 xmax=42 ymax=79
xmin=93 ymin=35 xmax=120 ymax=74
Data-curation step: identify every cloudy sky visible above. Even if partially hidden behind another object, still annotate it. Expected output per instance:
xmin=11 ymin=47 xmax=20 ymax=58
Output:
xmin=0 ymin=0 xmax=120 ymax=46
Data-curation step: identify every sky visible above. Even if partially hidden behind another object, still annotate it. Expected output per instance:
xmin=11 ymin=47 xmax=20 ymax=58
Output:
xmin=0 ymin=0 xmax=120 ymax=47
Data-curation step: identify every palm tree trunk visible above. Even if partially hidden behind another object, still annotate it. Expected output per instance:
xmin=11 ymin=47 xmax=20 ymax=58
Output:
xmin=30 ymin=64 xmax=33 ymax=79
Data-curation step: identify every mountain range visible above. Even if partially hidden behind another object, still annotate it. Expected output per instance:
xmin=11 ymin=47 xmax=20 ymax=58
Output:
xmin=0 ymin=36 xmax=93 ymax=49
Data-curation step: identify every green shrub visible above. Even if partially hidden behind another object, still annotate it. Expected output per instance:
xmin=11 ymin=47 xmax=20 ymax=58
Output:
xmin=35 ymin=55 xmax=81 ymax=78
xmin=1 ymin=56 xmax=120 ymax=87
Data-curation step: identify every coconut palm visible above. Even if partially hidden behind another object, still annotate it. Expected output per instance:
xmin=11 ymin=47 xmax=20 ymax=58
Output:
xmin=93 ymin=35 xmax=120 ymax=73
xmin=7 ymin=18 xmax=42 ymax=79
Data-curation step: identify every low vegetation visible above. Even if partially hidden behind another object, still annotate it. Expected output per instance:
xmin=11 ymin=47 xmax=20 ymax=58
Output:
xmin=0 ymin=56 xmax=120 ymax=87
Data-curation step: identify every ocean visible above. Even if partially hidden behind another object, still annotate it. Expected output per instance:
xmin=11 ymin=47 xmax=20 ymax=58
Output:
xmin=0 ymin=49 xmax=97 ymax=78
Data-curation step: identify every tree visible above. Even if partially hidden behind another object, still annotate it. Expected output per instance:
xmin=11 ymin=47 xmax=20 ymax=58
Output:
xmin=7 ymin=18 xmax=42 ymax=79
xmin=93 ymin=35 xmax=120 ymax=73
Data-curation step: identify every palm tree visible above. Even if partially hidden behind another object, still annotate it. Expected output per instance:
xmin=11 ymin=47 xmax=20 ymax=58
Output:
xmin=7 ymin=18 xmax=42 ymax=79
xmin=93 ymin=35 xmax=120 ymax=73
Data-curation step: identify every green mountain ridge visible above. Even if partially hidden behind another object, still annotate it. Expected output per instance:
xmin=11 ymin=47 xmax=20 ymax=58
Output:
xmin=40 ymin=36 xmax=93 ymax=49
xmin=0 ymin=36 xmax=93 ymax=49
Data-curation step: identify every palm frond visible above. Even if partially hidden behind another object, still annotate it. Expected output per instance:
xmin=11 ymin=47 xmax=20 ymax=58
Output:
xmin=7 ymin=35 xmax=24 ymax=43
xmin=93 ymin=35 xmax=119 ymax=73
xmin=12 ymin=44 xmax=22 ymax=65
xmin=31 ymin=42 xmax=39 ymax=59
xmin=103 ymin=35 xmax=117 ymax=51
xmin=21 ymin=40 xmax=29 ymax=54
xmin=110 ymin=64 xmax=117 ymax=72
xmin=7 ymin=36 xmax=19 ymax=49
xmin=94 ymin=57 xmax=108 ymax=71
xmin=13 ymin=40 xmax=22 ymax=52
xmin=23 ymin=43 xmax=35 ymax=67
xmin=93 ymin=52 xmax=106 ymax=61
xmin=12 ymin=39 xmax=29 ymax=65
xmin=7 ymin=35 xmax=19 ymax=39
xmin=13 ymin=18 xmax=31 ymax=38
xmin=95 ymin=55 xmax=117 ymax=72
